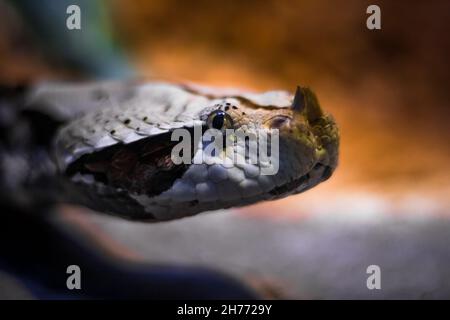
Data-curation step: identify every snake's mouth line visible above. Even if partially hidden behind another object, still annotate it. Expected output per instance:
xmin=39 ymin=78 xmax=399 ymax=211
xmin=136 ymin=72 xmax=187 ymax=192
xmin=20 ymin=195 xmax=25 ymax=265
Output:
xmin=269 ymin=162 xmax=332 ymax=197
xmin=70 ymin=162 xmax=332 ymax=207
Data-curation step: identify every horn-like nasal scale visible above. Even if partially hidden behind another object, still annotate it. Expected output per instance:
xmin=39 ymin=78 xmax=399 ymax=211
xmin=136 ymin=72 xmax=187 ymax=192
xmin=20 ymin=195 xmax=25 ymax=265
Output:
xmin=291 ymin=86 xmax=306 ymax=112
xmin=302 ymin=87 xmax=324 ymax=123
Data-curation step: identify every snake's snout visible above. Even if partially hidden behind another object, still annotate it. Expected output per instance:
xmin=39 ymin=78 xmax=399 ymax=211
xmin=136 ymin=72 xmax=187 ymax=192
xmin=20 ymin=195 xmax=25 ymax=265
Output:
xmin=286 ymin=86 xmax=339 ymax=191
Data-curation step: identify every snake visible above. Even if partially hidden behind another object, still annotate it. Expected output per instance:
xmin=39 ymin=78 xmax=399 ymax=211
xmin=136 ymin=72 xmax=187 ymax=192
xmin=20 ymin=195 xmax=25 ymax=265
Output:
xmin=0 ymin=81 xmax=339 ymax=222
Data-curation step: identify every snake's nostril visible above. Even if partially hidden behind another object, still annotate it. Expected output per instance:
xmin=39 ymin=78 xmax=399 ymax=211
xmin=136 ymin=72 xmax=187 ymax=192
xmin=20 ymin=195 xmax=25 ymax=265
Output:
xmin=321 ymin=165 xmax=333 ymax=181
xmin=313 ymin=162 xmax=323 ymax=170
xmin=312 ymin=162 xmax=332 ymax=181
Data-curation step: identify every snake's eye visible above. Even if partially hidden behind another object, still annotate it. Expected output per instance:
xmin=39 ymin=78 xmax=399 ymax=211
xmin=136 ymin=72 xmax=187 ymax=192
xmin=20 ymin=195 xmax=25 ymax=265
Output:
xmin=207 ymin=110 xmax=234 ymax=132
xmin=268 ymin=115 xmax=292 ymax=129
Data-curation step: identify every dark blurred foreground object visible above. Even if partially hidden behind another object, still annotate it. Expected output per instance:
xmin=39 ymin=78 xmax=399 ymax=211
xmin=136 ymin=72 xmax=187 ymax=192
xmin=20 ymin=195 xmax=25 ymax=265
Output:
xmin=9 ymin=0 xmax=134 ymax=79
xmin=0 ymin=203 xmax=259 ymax=299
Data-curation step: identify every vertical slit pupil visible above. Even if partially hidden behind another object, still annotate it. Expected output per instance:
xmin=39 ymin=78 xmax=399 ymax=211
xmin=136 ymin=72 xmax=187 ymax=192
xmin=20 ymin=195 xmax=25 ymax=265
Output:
xmin=212 ymin=112 xmax=225 ymax=129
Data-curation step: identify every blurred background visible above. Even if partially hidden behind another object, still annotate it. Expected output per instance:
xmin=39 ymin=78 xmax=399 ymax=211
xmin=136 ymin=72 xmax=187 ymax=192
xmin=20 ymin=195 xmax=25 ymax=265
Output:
xmin=0 ymin=0 xmax=449 ymax=299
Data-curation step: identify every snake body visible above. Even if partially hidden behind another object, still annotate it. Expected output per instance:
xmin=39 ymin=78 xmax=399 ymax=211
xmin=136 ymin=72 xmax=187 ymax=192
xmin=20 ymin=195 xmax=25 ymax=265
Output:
xmin=1 ymin=81 xmax=339 ymax=221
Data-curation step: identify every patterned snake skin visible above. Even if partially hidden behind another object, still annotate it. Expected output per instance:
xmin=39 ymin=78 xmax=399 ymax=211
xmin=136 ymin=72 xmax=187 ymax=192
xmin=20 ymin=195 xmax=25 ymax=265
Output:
xmin=2 ymin=81 xmax=339 ymax=221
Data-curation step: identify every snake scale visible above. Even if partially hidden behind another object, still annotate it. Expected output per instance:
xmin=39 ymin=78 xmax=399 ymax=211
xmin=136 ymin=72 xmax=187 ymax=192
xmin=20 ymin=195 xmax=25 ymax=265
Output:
xmin=0 ymin=81 xmax=339 ymax=221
